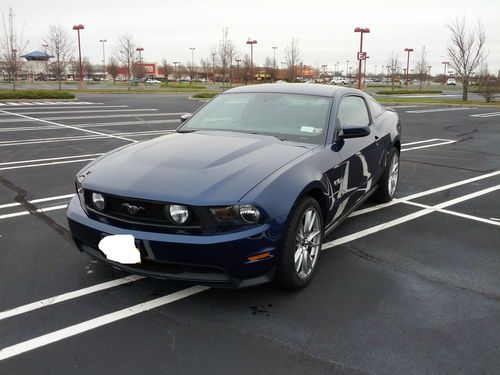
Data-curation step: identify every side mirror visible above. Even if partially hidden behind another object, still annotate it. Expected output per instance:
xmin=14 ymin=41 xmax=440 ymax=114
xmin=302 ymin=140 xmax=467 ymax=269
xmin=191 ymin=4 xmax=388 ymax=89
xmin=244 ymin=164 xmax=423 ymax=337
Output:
xmin=180 ymin=113 xmax=192 ymax=123
xmin=338 ymin=124 xmax=371 ymax=139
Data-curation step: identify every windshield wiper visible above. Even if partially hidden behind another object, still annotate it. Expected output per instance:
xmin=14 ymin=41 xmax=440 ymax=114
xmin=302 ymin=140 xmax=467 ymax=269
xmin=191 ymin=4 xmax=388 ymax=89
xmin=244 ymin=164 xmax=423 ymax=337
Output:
xmin=177 ymin=129 xmax=199 ymax=133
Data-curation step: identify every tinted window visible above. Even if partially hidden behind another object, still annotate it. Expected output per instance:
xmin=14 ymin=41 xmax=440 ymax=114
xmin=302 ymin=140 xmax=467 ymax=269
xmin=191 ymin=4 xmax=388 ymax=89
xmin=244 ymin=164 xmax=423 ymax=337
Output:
xmin=336 ymin=96 xmax=370 ymax=127
xmin=367 ymin=97 xmax=385 ymax=119
xmin=180 ymin=93 xmax=332 ymax=144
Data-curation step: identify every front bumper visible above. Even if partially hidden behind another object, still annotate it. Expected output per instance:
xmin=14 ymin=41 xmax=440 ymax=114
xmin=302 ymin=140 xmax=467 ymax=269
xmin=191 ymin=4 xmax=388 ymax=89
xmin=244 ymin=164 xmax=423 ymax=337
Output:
xmin=66 ymin=197 xmax=282 ymax=287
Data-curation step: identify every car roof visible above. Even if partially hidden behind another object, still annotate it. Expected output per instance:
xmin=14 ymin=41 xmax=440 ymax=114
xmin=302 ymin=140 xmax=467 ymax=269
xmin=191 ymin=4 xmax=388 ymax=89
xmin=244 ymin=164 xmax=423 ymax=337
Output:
xmin=223 ymin=83 xmax=359 ymax=98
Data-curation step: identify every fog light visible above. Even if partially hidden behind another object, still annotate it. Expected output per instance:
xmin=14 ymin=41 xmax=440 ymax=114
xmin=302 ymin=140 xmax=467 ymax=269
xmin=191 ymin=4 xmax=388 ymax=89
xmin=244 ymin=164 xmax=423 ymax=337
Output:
xmin=169 ymin=204 xmax=190 ymax=224
xmin=92 ymin=192 xmax=105 ymax=210
xmin=239 ymin=205 xmax=261 ymax=223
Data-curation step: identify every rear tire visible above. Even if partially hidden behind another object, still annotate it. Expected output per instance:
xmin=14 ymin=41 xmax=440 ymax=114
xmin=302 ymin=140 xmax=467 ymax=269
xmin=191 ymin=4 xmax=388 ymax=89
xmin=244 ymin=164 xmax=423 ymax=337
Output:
xmin=273 ymin=197 xmax=323 ymax=290
xmin=372 ymin=147 xmax=400 ymax=203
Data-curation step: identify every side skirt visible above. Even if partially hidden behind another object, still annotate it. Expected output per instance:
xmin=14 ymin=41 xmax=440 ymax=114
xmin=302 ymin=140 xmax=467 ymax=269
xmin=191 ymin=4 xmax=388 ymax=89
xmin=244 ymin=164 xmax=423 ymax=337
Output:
xmin=323 ymin=184 xmax=379 ymax=237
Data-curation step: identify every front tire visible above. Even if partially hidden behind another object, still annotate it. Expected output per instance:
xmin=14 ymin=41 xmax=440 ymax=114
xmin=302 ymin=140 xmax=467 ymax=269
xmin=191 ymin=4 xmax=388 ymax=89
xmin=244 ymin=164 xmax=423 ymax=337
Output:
xmin=273 ymin=197 xmax=323 ymax=290
xmin=372 ymin=147 xmax=400 ymax=202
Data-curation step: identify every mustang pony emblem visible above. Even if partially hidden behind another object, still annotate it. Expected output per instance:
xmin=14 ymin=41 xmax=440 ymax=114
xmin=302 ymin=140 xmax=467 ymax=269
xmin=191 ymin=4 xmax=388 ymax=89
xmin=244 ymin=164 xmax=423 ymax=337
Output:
xmin=122 ymin=203 xmax=145 ymax=215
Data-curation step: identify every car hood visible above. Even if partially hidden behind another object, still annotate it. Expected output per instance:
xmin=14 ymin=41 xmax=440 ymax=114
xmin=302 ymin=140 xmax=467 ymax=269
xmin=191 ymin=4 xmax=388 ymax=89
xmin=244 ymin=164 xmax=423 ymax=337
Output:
xmin=82 ymin=131 xmax=315 ymax=205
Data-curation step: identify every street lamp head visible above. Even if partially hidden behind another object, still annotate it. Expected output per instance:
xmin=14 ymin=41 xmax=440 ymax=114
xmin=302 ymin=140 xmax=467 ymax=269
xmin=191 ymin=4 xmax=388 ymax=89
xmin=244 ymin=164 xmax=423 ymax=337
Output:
xmin=246 ymin=39 xmax=257 ymax=45
xmin=404 ymin=48 xmax=414 ymax=52
xmin=72 ymin=24 xmax=84 ymax=30
xmin=100 ymin=39 xmax=107 ymax=43
xmin=442 ymin=61 xmax=449 ymax=64
xmin=354 ymin=27 xmax=370 ymax=33
xmin=136 ymin=47 xmax=144 ymax=52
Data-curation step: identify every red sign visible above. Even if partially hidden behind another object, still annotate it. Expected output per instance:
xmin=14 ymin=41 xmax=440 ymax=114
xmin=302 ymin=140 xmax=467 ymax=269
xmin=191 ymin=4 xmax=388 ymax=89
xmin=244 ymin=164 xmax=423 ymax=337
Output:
xmin=357 ymin=52 xmax=367 ymax=61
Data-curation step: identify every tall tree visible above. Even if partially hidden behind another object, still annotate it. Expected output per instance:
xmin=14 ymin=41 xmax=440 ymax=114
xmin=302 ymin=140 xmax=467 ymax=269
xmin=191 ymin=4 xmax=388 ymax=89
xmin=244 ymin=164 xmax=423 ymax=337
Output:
xmin=477 ymin=64 xmax=498 ymax=103
xmin=285 ymin=38 xmax=300 ymax=82
xmin=415 ymin=46 xmax=428 ymax=90
xmin=161 ymin=58 xmax=170 ymax=83
xmin=216 ymin=28 xmax=236 ymax=86
xmin=386 ymin=52 xmax=400 ymax=91
xmin=44 ymin=24 xmax=71 ymax=90
xmin=1 ymin=7 xmax=27 ymax=91
xmin=199 ymin=57 xmax=211 ymax=82
xmin=107 ymin=58 xmax=119 ymax=83
xmin=117 ymin=34 xmax=136 ymax=89
xmin=263 ymin=56 xmax=275 ymax=81
xmin=82 ymin=57 xmax=93 ymax=78
xmin=447 ymin=17 xmax=486 ymax=100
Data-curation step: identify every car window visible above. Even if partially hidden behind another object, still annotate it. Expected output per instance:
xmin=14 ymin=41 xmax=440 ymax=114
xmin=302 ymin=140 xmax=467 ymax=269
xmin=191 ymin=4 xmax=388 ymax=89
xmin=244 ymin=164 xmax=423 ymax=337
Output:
xmin=367 ymin=97 xmax=385 ymax=119
xmin=181 ymin=93 xmax=332 ymax=145
xmin=336 ymin=96 xmax=370 ymax=128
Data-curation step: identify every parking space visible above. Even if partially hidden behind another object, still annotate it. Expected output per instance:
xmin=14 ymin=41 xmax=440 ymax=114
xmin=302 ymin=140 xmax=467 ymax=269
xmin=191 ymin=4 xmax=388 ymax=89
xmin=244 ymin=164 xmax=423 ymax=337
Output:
xmin=0 ymin=95 xmax=499 ymax=373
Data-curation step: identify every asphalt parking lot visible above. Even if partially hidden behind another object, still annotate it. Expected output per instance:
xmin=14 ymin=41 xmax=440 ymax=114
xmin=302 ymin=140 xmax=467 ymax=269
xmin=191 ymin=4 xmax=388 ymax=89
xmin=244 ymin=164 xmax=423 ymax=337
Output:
xmin=0 ymin=94 xmax=499 ymax=374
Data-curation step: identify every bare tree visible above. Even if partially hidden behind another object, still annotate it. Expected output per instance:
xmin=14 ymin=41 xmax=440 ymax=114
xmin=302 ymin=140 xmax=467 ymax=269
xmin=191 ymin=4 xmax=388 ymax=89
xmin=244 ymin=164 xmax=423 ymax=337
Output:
xmin=82 ymin=57 xmax=93 ymax=78
xmin=386 ymin=52 xmax=400 ymax=90
xmin=185 ymin=60 xmax=197 ymax=83
xmin=477 ymin=64 xmax=499 ymax=102
xmin=447 ymin=17 xmax=486 ymax=100
xmin=263 ymin=56 xmax=275 ymax=81
xmin=199 ymin=57 xmax=211 ymax=82
xmin=285 ymin=38 xmax=300 ymax=82
xmin=107 ymin=58 xmax=119 ymax=83
xmin=216 ymin=28 xmax=236 ymax=86
xmin=117 ymin=34 xmax=136 ymax=89
xmin=1 ymin=7 xmax=27 ymax=91
xmin=242 ymin=54 xmax=251 ymax=84
xmin=415 ymin=46 xmax=428 ymax=90
xmin=161 ymin=58 xmax=170 ymax=83
xmin=44 ymin=24 xmax=71 ymax=90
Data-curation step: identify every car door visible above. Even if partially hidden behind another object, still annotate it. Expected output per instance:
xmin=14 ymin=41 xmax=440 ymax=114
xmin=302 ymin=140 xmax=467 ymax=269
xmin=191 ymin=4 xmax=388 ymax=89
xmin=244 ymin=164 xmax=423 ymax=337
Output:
xmin=333 ymin=95 xmax=381 ymax=212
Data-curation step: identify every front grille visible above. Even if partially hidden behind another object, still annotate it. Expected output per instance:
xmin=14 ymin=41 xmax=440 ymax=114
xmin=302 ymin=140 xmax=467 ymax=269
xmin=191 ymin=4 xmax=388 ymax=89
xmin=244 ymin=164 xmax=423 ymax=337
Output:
xmin=84 ymin=190 xmax=205 ymax=230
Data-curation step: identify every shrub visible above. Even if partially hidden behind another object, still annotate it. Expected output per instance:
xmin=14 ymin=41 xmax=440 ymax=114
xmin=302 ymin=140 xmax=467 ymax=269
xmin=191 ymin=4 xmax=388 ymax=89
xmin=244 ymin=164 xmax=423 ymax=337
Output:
xmin=376 ymin=89 xmax=443 ymax=95
xmin=192 ymin=92 xmax=218 ymax=99
xmin=0 ymin=90 xmax=75 ymax=100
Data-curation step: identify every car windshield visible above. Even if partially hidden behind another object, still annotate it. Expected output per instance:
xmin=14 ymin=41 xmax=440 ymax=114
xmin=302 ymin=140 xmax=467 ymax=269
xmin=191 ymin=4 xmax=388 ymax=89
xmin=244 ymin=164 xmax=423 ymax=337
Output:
xmin=179 ymin=93 xmax=332 ymax=144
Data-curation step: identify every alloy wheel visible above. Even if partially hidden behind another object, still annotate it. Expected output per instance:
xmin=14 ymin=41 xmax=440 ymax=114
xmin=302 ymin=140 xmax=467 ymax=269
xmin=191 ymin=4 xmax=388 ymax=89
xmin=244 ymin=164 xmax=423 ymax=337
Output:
xmin=294 ymin=207 xmax=322 ymax=279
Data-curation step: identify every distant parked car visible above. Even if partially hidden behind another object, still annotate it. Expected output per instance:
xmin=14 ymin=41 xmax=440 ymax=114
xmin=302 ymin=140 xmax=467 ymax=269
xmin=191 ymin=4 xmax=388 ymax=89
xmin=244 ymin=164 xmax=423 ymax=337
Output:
xmin=146 ymin=79 xmax=162 ymax=84
xmin=330 ymin=77 xmax=349 ymax=85
xmin=446 ymin=78 xmax=456 ymax=86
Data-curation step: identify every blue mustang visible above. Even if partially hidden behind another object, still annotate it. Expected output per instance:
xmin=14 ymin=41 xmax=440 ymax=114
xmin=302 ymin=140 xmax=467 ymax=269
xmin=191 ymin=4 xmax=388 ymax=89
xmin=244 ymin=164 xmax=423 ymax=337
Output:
xmin=67 ymin=84 xmax=401 ymax=289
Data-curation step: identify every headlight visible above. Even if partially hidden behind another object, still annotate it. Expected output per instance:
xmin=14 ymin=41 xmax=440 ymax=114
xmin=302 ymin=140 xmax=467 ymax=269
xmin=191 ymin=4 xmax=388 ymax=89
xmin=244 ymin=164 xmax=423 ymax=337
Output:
xmin=169 ymin=204 xmax=190 ymax=224
xmin=239 ymin=205 xmax=261 ymax=223
xmin=210 ymin=205 xmax=261 ymax=225
xmin=92 ymin=192 xmax=106 ymax=211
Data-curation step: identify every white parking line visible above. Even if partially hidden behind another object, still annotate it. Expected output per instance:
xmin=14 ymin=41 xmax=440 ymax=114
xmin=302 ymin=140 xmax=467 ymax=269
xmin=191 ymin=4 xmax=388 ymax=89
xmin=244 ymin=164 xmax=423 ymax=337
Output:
xmin=322 ymin=184 xmax=500 ymax=249
xmin=406 ymin=107 xmax=477 ymax=114
xmin=0 ymin=194 xmax=75 ymax=210
xmin=0 ymin=204 xmax=69 ymax=219
xmin=0 ymin=154 xmax=102 ymax=166
xmin=401 ymin=139 xmax=456 ymax=151
xmin=0 ymin=285 xmax=210 ymax=361
xmin=0 ymin=105 xmax=128 ymax=111
xmin=470 ymin=112 xmax=500 ymax=118
xmin=0 ymin=129 xmax=172 ymax=147
xmin=349 ymin=170 xmax=500 ymax=217
xmin=0 ymin=158 xmax=96 ymax=171
xmin=0 ymin=119 xmax=179 ymax=133
xmin=0 ymin=275 xmax=144 ymax=321
xmin=0 ymin=113 xmax=183 ymax=123
xmin=400 ymin=138 xmax=441 ymax=146
xmin=0 ymin=110 xmax=137 ymax=143
xmin=0 ymin=101 xmax=98 ymax=107
xmin=0 ymin=109 xmax=158 ymax=116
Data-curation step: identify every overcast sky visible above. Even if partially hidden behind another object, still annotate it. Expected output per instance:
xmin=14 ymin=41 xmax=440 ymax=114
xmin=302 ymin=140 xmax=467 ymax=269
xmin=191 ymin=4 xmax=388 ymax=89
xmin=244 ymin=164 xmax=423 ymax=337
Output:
xmin=8 ymin=0 xmax=500 ymax=75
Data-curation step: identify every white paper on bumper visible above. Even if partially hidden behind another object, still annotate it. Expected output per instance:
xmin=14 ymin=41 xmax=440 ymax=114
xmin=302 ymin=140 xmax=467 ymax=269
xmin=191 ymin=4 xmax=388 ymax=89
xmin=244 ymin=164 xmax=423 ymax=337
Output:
xmin=98 ymin=234 xmax=141 ymax=264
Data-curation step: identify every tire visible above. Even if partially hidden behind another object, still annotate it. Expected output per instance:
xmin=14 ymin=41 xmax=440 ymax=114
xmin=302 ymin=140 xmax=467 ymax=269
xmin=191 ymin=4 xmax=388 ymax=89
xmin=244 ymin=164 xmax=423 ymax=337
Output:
xmin=372 ymin=147 xmax=400 ymax=203
xmin=273 ymin=197 xmax=323 ymax=290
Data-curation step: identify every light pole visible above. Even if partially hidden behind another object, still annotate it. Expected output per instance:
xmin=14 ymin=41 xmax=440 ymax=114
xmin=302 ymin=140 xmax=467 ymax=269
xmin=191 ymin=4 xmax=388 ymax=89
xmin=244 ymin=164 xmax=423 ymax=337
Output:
xmin=42 ymin=44 xmax=49 ymax=78
xmin=235 ymin=58 xmax=241 ymax=83
xmin=136 ymin=47 xmax=144 ymax=81
xmin=375 ymin=64 xmax=377 ymax=76
xmin=336 ymin=61 xmax=340 ymax=76
xmin=99 ymin=39 xmax=107 ymax=81
xmin=354 ymin=26 xmax=370 ymax=89
xmin=363 ymin=56 xmax=370 ymax=84
xmin=11 ymin=49 xmax=17 ymax=91
xmin=190 ymin=47 xmax=196 ymax=83
xmin=404 ymin=48 xmax=413 ymax=86
xmin=212 ymin=52 xmax=216 ymax=83
xmin=173 ymin=61 xmax=180 ymax=82
xmin=346 ymin=60 xmax=349 ymax=78
xmin=272 ymin=46 xmax=277 ymax=81
xmin=442 ymin=61 xmax=449 ymax=84
xmin=72 ymin=24 xmax=85 ymax=88
xmin=246 ymin=38 xmax=257 ymax=83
